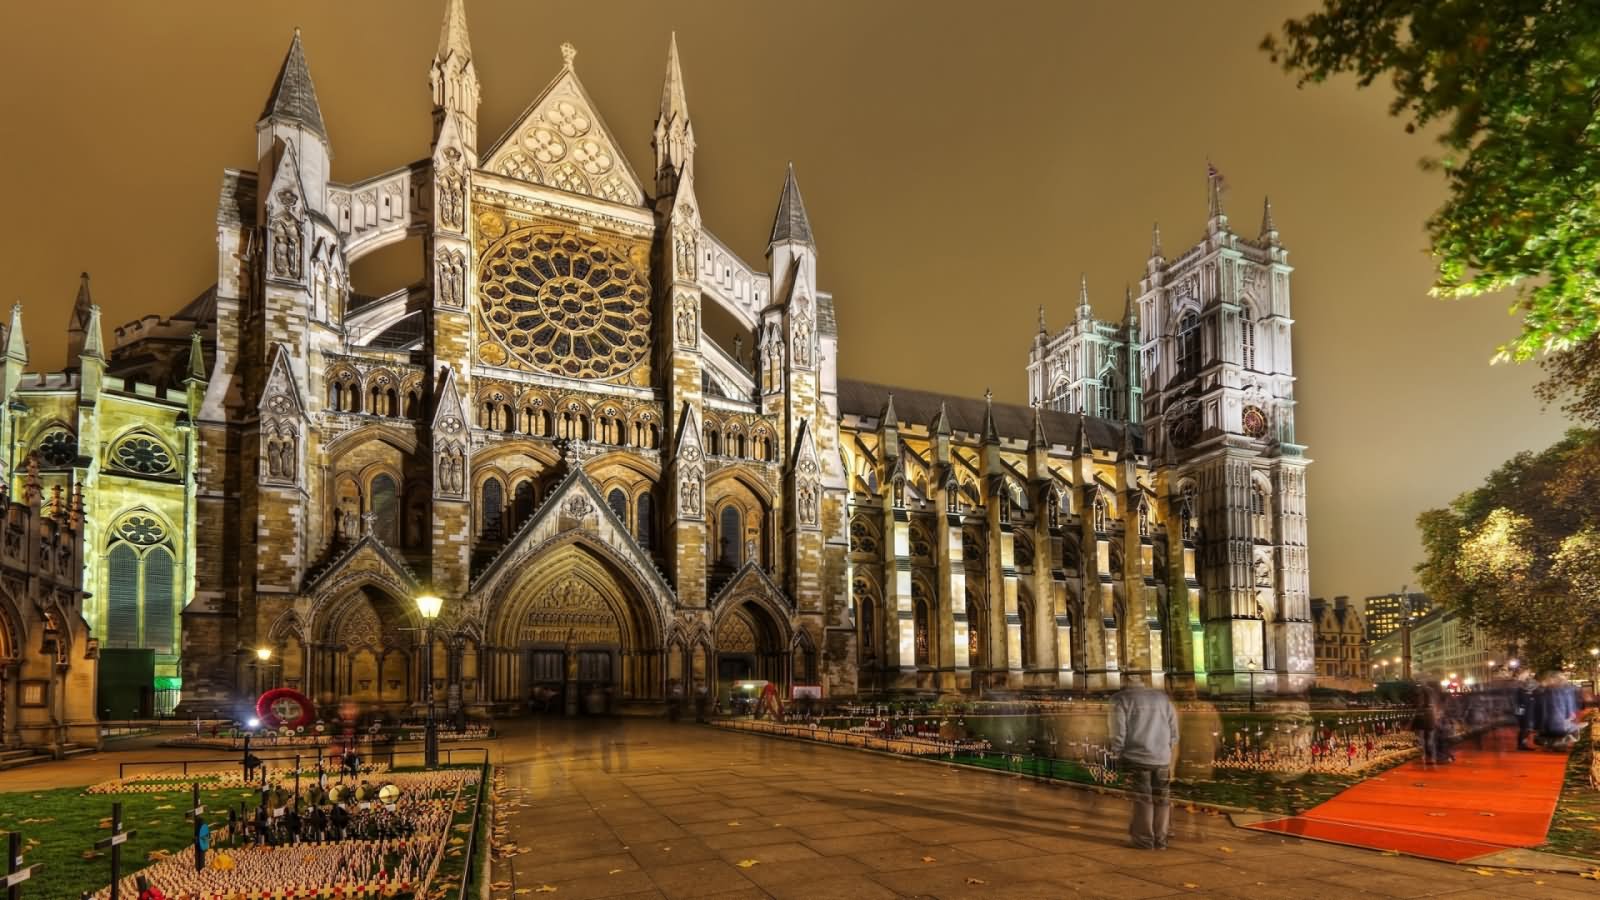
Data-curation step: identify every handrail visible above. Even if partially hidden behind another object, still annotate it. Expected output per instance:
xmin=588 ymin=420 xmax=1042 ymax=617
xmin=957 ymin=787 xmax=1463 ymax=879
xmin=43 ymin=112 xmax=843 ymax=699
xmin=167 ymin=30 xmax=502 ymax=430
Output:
xmin=455 ymin=762 xmax=489 ymax=900
xmin=117 ymin=746 xmax=490 ymax=780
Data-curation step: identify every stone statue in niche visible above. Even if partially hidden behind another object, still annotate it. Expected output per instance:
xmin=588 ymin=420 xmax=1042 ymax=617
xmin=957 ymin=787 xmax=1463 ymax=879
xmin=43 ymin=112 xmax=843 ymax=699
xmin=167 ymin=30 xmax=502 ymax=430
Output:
xmin=272 ymin=216 xmax=302 ymax=279
xmin=436 ymin=249 xmax=465 ymax=309
xmin=797 ymin=481 xmax=818 ymax=526
xmin=680 ymin=470 xmax=702 ymax=517
xmin=438 ymin=149 xmax=466 ymax=231
xmin=675 ymin=298 xmax=696 ymax=345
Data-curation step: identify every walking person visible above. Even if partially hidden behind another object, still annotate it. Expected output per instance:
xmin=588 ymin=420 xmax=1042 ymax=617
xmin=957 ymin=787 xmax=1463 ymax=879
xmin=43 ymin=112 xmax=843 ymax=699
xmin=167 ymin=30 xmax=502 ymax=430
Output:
xmin=1109 ymin=674 xmax=1180 ymax=850
xmin=1516 ymin=673 xmax=1538 ymax=750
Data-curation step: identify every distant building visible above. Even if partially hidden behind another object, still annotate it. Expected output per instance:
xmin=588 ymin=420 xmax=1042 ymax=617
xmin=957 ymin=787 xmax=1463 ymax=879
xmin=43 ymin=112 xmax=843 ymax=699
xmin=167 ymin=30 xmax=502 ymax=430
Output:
xmin=1364 ymin=592 xmax=1431 ymax=642
xmin=1310 ymin=596 xmax=1370 ymax=690
xmin=1410 ymin=607 xmax=1500 ymax=686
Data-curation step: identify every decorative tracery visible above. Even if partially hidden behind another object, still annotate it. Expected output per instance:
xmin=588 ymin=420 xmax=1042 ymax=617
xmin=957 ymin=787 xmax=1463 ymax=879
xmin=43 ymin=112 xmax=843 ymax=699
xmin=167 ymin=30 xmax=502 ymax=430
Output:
xmin=108 ymin=433 xmax=177 ymax=476
xmin=477 ymin=226 xmax=651 ymax=380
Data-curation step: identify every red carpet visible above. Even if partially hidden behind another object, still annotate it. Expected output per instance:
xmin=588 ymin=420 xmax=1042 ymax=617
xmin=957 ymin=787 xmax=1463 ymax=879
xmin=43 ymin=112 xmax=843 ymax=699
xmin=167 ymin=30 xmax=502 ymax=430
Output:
xmin=1244 ymin=728 xmax=1572 ymax=862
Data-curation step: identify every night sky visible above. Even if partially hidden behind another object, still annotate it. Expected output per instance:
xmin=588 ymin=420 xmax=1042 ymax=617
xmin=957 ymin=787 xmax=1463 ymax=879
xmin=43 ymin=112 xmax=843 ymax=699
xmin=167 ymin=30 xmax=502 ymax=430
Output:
xmin=0 ymin=0 xmax=1571 ymax=601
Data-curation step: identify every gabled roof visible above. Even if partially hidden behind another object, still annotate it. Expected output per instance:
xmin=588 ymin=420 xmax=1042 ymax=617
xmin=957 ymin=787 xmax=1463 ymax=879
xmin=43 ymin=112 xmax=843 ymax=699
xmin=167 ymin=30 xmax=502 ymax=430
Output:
xmin=303 ymin=530 xmax=422 ymax=597
xmin=838 ymin=379 xmax=1136 ymax=451
xmin=481 ymin=45 xmax=646 ymax=207
xmin=260 ymin=30 xmax=327 ymax=142
xmin=709 ymin=560 xmax=792 ymax=613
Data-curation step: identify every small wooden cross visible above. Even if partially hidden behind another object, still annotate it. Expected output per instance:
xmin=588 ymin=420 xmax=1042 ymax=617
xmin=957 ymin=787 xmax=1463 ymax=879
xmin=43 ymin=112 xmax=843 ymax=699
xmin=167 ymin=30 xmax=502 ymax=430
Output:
xmin=92 ymin=802 xmax=137 ymax=900
xmin=4 ymin=832 xmax=41 ymax=900
xmin=184 ymin=782 xmax=206 ymax=872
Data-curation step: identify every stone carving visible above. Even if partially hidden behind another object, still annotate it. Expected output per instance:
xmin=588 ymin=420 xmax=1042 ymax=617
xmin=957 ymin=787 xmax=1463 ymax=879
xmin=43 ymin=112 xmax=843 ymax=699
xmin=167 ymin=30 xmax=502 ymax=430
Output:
xmin=271 ymin=191 xmax=303 ymax=280
xmin=437 ymin=447 xmax=464 ymax=495
xmin=562 ymin=494 xmax=593 ymax=519
xmin=674 ymin=294 xmax=697 ymax=347
xmin=488 ymin=71 xmax=644 ymax=205
xmin=436 ymin=248 xmax=466 ymax=309
xmin=520 ymin=575 xmax=621 ymax=643
xmin=679 ymin=468 xmax=702 ymax=518
xmin=674 ymin=231 xmax=697 ymax=281
xmin=438 ymin=148 xmax=466 ymax=231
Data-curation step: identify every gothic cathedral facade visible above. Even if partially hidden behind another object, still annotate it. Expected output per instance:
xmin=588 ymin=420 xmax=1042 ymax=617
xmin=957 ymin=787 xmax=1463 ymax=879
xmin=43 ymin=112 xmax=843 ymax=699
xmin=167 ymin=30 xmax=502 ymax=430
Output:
xmin=4 ymin=1 xmax=1313 ymax=720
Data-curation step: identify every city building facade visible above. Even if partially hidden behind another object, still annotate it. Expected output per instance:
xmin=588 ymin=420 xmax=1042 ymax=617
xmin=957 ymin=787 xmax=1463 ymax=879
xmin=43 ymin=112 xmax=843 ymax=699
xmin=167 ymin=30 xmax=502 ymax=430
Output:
xmin=1363 ymin=591 xmax=1431 ymax=642
xmin=3 ymin=1 xmax=1315 ymax=716
xmin=1309 ymin=596 xmax=1370 ymax=690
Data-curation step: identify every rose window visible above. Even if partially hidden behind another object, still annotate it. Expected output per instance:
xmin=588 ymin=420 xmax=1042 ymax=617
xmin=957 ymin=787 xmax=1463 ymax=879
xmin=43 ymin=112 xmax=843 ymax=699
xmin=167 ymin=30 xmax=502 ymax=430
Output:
xmin=478 ymin=226 xmax=651 ymax=380
xmin=35 ymin=429 xmax=76 ymax=468
xmin=116 ymin=514 xmax=167 ymax=546
xmin=112 ymin=435 xmax=175 ymax=475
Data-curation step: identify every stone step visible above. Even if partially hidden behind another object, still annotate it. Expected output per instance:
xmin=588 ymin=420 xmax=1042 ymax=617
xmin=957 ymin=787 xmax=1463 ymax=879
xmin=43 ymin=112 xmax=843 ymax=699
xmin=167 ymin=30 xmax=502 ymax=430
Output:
xmin=0 ymin=751 xmax=49 ymax=770
xmin=0 ymin=747 xmax=37 ymax=762
xmin=60 ymin=744 xmax=96 ymax=758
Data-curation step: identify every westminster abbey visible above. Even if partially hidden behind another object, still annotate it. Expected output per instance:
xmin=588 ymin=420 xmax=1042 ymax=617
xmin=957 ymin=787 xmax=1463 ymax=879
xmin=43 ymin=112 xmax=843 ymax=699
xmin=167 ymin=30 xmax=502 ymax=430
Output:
xmin=0 ymin=0 xmax=1313 ymax=724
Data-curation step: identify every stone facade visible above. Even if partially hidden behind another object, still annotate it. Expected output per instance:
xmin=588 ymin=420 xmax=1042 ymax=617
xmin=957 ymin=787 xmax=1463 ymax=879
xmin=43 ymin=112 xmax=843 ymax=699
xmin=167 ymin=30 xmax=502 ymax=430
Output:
xmin=12 ymin=2 xmax=1313 ymax=716
xmin=1310 ymin=596 xmax=1370 ymax=690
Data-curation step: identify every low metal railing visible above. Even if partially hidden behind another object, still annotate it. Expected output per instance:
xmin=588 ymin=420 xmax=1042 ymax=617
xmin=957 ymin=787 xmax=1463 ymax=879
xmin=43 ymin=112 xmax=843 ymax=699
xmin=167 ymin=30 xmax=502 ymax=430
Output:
xmin=117 ymin=746 xmax=490 ymax=780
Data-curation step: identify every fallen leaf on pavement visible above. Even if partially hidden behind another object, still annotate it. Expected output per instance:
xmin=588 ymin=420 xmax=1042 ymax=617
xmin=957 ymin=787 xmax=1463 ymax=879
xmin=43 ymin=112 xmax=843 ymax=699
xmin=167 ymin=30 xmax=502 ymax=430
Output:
xmin=736 ymin=859 xmax=759 ymax=868
xmin=966 ymin=878 xmax=987 ymax=885
xmin=921 ymin=856 xmax=937 ymax=863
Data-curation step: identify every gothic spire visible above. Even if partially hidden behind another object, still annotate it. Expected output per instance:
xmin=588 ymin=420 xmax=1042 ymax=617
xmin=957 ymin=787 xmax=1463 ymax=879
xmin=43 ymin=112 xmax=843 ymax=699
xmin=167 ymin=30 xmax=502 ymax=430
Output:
xmin=1151 ymin=221 xmax=1162 ymax=258
xmin=1076 ymin=273 xmax=1091 ymax=318
xmin=1206 ymin=160 xmax=1228 ymax=232
xmin=80 ymin=303 xmax=105 ymax=362
xmin=981 ymin=388 xmax=999 ymax=444
xmin=1073 ymin=413 xmax=1091 ymax=458
xmin=67 ymin=272 xmax=94 ymax=360
xmin=1123 ymin=284 xmax=1137 ymax=327
xmin=260 ymin=29 xmax=328 ymax=142
xmin=879 ymin=391 xmax=897 ymax=428
xmin=931 ymin=401 xmax=951 ymax=437
xmin=1031 ymin=400 xmax=1049 ymax=449
xmin=437 ymin=0 xmax=472 ymax=61
xmin=1037 ymin=304 xmax=1047 ymax=335
xmin=186 ymin=329 xmax=208 ymax=382
xmin=1260 ymin=195 xmax=1279 ymax=244
xmin=5 ymin=304 xmax=26 ymax=364
xmin=768 ymin=163 xmax=814 ymax=248
xmin=653 ymin=32 xmax=694 ymax=192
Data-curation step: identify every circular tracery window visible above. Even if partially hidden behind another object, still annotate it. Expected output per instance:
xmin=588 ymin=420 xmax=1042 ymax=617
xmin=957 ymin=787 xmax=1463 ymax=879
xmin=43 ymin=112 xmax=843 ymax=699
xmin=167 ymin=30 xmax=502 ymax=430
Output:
xmin=35 ymin=429 xmax=76 ymax=467
xmin=112 ymin=435 xmax=175 ymax=475
xmin=477 ymin=226 xmax=651 ymax=379
xmin=116 ymin=514 xmax=167 ymax=546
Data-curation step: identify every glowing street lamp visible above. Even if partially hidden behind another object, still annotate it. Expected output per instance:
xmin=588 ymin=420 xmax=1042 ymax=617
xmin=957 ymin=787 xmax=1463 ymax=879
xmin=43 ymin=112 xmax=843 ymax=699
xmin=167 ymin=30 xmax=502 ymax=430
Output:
xmin=256 ymin=646 xmax=272 ymax=662
xmin=416 ymin=593 xmax=445 ymax=768
xmin=1246 ymin=659 xmax=1258 ymax=712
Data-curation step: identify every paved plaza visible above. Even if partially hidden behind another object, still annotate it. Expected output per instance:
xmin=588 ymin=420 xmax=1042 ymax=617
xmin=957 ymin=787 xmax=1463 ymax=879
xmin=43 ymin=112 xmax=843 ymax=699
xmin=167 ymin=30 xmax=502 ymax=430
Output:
xmin=485 ymin=719 xmax=1596 ymax=899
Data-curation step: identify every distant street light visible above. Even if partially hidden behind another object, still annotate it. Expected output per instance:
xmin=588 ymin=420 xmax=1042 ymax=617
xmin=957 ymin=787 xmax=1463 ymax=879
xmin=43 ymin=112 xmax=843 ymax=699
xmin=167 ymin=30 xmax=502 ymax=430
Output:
xmin=415 ymin=593 xmax=444 ymax=769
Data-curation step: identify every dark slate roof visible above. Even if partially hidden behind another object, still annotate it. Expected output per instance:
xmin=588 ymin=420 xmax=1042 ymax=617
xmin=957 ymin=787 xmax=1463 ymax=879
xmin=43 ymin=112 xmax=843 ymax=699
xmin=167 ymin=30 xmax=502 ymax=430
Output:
xmin=817 ymin=295 xmax=836 ymax=337
xmin=174 ymin=285 xmax=218 ymax=325
xmin=768 ymin=163 xmax=813 ymax=246
xmin=838 ymin=378 xmax=1138 ymax=451
xmin=216 ymin=170 xmax=256 ymax=228
xmin=259 ymin=31 xmax=328 ymax=141
xmin=368 ymin=311 xmax=425 ymax=349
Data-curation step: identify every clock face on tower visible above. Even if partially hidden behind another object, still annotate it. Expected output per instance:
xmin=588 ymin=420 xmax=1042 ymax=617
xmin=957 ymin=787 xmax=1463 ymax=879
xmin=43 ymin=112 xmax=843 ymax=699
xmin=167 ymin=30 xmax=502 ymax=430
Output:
xmin=1168 ymin=408 xmax=1200 ymax=449
xmin=476 ymin=224 xmax=652 ymax=380
xmin=1242 ymin=405 xmax=1268 ymax=439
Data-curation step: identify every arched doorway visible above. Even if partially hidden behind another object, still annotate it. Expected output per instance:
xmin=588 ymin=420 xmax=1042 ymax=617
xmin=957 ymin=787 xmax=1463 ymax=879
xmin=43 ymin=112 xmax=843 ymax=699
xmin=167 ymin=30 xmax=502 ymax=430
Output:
xmin=714 ymin=599 xmax=789 ymax=704
xmin=311 ymin=586 xmax=418 ymax=710
xmin=486 ymin=544 xmax=663 ymax=715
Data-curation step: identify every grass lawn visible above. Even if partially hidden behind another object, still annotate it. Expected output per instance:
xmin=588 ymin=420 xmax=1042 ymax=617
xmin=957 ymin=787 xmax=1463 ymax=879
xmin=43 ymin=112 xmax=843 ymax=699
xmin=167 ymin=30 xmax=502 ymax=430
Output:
xmin=1538 ymin=728 xmax=1600 ymax=861
xmin=0 ymin=783 xmax=264 ymax=899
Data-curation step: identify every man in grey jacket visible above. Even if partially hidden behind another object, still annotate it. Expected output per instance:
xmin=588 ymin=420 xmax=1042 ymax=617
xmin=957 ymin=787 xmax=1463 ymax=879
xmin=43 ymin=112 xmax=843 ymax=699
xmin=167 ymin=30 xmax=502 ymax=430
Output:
xmin=1109 ymin=674 xmax=1179 ymax=849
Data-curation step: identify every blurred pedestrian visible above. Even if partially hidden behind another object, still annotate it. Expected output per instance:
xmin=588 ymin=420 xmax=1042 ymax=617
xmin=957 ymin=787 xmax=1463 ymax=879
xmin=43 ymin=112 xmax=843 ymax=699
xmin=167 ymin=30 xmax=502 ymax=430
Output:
xmin=1108 ymin=673 xmax=1179 ymax=850
xmin=1516 ymin=673 xmax=1538 ymax=750
xmin=1537 ymin=673 xmax=1581 ymax=749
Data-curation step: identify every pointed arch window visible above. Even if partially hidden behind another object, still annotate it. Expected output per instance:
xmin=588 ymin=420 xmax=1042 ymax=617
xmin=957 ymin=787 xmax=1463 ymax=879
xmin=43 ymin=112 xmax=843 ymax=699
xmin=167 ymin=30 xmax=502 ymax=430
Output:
xmin=607 ymin=488 xmax=629 ymax=525
xmin=1241 ymin=306 xmax=1257 ymax=371
xmin=104 ymin=512 xmax=176 ymax=655
xmin=370 ymin=475 xmax=400 ymax=546
xmin=636 ymin=492 xmax=656 ymax=551
xmin=512 ymin=480 xmax=536 ymax=531
xmin=1098 ymin=369 xmax=1123 ymax=420
xmin=1176 ymin=312 xmax=1201 ymax=381
xmin=481 ymin=477 xmax=504 ymax=540
xmin=913 ymin=596 xmax=930 ymax=666
xmin=718 ymin=506 xmax=742 ymax=569
xmin=966 ymin=590 xmax=984 ymax=669
xmin=1018 ymin=595 xmax=1035 ymax=669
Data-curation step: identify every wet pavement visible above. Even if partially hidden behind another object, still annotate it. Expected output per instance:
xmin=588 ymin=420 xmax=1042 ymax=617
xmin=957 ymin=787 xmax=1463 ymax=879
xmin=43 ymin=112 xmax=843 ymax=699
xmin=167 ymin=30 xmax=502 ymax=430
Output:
xmin=485 ymin=718 xmax=1593 ymax=899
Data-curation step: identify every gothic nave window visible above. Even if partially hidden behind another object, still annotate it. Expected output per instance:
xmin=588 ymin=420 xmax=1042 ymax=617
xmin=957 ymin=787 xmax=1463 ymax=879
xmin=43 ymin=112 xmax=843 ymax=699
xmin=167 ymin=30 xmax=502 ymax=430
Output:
xmin=607 ymin=488 xmax=628 ymax=526
xmin=859 ymin=593 xmax=877 ymax=663
xmin=104 ymin=512 xmax=176 ymax=654
xmin=636 ymin=492 xmax=655 ymax=551
xmin=1018 ymin=595 xmax=1034 ymax=669
xmin=966 ymin=592 xmax=983 ymax=668
xmin=371 ymin=475 xmax=400 ymax=546
xmin=1241 ymin=306 xmax=1257 ymax=371
xmin=481 ymin=477 xmax=504 ymax=540
xmin=718 ymin=505 xmax=742 ymax=569
xmin=1177 ymin=312 xmax=1200 ymax=380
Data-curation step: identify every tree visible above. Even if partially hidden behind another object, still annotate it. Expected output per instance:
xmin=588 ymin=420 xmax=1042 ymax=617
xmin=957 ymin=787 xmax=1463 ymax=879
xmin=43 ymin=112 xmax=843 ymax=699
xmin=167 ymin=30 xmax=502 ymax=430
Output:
xmin=1263 ymin=1 xmax=1600 ymax=361
xmin=1415 ymin=429 xmax=1600 ymax=669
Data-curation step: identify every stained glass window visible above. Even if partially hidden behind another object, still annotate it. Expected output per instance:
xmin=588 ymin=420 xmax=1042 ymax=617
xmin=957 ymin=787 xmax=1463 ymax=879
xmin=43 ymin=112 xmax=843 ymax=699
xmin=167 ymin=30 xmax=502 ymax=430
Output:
xmin=1177 ymin=313 xmax=1201 ymax=380
xmin=36 ymin=429 xmax=76 ymax=468
xmin=477 ymin=227 xmax=651 ymax=379
xmin=110 ymin=434 xmax=176 ymax=475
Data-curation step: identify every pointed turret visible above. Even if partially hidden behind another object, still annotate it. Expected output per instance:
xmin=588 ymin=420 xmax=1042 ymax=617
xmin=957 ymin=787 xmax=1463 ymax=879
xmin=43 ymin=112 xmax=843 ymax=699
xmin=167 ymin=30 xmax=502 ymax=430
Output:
xmin=1027 ymin=400 xmax=1050 ymax=482
xmin=1030 ymin=401 xmax=1049 ymax=450
xmin=431 ymin=0 xmax=481 ymax=150
xmin=877 ymin=391 xmax=900 ymax=474
xmin=186 ymin=330 xmax=208 ymax=383
xmin=653 ymin=33 xmax=694 ymax=194
xmin=6 ymin=304 xmax=26 ymax=365
xmin=79 ymin=303 xmax=105 ymax=362
xmin=1260 ymin=195 xmax=1279 ymax=245
xmin=1076 ymin=273 xmax=1091 ymax=320
xmin=1073 ymin=413 xmax=1091 ymax=459
xmin=260 ymin=30 xmax=327 ymax=142
xmin=981 ymin=388 xmax=1000 ymax=445
xmin=879 ymin=391 xmax=898 ymax=429
xmin=1151 ymin=222 xmax=1162 ymax=259
xmin=1206 ymin=161 xmax=1228 ymax=234
xmin=768 ymin=163 xmax=814 ymax=249
xmin=1037 ymin=304 xmax=1048 ymax=335
xmin=931 ymin=401 xmax=951 ymax=437
xmin=66 ymin=273 xmax=94 ymax=360
xmin=1123 ymin=284 xmax=1136 ymax=329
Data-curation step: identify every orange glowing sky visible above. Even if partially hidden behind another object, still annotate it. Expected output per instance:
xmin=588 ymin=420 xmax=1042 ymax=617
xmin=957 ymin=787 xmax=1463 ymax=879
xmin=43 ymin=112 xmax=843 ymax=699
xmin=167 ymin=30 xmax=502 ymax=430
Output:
xmin=0 ymin=0 xmax=1572 ymax=600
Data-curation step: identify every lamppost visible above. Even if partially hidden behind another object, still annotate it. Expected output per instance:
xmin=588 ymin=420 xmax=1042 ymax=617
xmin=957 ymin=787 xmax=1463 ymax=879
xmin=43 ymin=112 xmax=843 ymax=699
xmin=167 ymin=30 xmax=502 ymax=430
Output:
xmin=415 ymin=593 xmax=444 ymax=769
xmin=1246 ymin=659 xmax=1257 ymax=712
xmin=254 ymin=646 xmax=273 ymax=697
xmin=1396 ymin=586 xmax=1414 ymax=682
